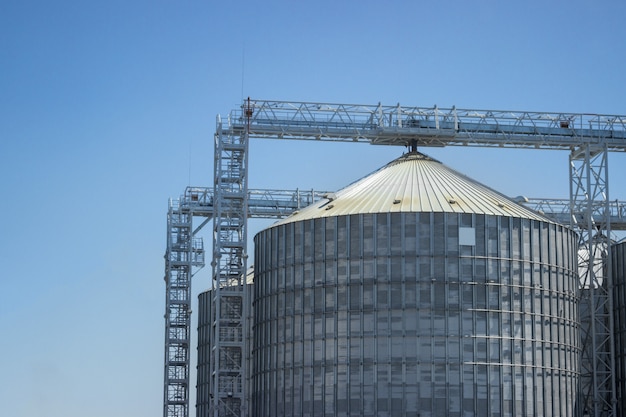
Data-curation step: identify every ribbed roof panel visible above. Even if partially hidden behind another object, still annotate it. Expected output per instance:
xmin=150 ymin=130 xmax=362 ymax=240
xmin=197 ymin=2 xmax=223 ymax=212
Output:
xmin=272 ymin=151 xmax=553 ymax=226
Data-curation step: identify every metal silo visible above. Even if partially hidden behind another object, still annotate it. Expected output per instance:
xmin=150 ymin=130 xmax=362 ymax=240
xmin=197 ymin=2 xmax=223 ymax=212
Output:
xmin=251 ymin=151 xmax=580 ymax=417
xmin=197 ymin=269 xmax=255 ymax=417
xmin=197 ymin=289 xmax=212 ymax=417
xmin=612 ymin=240 xmax=626 ymax=416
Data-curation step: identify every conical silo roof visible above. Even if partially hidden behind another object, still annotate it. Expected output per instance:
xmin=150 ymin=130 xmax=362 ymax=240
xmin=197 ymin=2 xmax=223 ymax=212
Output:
xmin=273 ymin=151 xmax=552 ymax=225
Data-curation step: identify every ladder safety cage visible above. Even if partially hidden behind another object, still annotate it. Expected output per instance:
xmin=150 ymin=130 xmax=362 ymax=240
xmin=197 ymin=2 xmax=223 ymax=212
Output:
xmin=163 ymin=198 xmax=205 ymax=417
xmin=209 ymin=101 xmax=252 ymax=417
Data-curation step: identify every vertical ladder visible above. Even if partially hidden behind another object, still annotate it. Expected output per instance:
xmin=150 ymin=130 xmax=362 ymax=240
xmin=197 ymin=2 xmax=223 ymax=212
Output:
xmin=210 ymin=100 xmax=251 ymax=416
xmin=163 ymin=199 xmax=205 ymax=417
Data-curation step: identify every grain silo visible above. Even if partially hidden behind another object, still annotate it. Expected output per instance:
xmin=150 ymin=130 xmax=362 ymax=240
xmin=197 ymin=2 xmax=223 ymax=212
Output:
xmin=197 ymin=269 xmax=255 ymax=417
xmin=197 ymin=289 xmax=213 ymax=417
xmin=251 ymin=151 xmax=580 ymax=417
xmin=612 ymin=240 xmax=626 ymax=415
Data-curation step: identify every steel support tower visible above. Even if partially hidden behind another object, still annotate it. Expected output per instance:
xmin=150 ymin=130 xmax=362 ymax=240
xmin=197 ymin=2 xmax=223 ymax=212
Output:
xmin=208 ymin=99 xmax=253 ymax=417
xmin=163 ymin=198 xmax=205 ymax=417
xmin=571 ymin=145 xmax=616 ymax=416
xmin=163 ymin=99 xmax=626 ymax=417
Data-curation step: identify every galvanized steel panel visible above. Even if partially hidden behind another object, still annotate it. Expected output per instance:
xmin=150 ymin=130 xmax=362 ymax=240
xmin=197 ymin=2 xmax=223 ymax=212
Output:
xmin=273 ymin=152 xmax=553 ymax=227
xmin=252 ymin=212 xmax=580 ymax=417
xmin=612 ymin=241 xmax=626 ymax=416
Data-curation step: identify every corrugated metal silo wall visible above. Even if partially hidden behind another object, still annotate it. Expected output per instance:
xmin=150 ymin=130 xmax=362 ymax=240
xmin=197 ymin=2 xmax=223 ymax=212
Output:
xmin=612 ymin=240 xmax=626 ymax=417
xmin=197 ymin=290 xmax=212 ymax=417
xmin=197 ymin=288 xmax=254 ymax=417
xmin=252 ymin=212 xmax=581 ymax=417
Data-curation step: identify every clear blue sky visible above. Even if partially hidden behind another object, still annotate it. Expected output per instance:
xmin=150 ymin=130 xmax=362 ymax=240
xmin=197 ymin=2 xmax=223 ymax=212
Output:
xmin=2 ymin=1 xmax=626 ymax=416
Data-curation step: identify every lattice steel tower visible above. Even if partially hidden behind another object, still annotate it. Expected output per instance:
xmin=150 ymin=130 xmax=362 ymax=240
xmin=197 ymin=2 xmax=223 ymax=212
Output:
xmin=163 ymin=198 xmax=205 ymax=417
xmin=207 ymin=99 xmax=252 ymax=417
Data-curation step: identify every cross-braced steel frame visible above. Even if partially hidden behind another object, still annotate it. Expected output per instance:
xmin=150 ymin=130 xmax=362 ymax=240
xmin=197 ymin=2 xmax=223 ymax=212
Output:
xmin=163 ymin=184 xmax=328 ymax=417
xmin=164 ymin=98 xmax=626 ymax=417
xmin=571 ymin=145 xmax=617 ymax=417
xmin=208 ymin=101 xmax=251 ymax=417
xmin=163 ymin=199 xmax=205 ymax=417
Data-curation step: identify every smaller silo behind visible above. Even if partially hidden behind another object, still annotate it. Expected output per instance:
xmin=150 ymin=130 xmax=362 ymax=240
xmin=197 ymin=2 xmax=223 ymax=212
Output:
xmin=196 ymin=268 xmax=255 ymax=417
xmin=612 ymin=240 xmax=626 ymax=416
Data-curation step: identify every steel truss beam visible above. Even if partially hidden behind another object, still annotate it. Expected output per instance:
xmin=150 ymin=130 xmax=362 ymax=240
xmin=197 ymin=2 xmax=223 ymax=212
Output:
xmin=171 ymin=186 xmax=626 ymax=230
xmin=175 ymin=186 xmax=329 ymax=220
xmin=224 ymin=99 xmax=626 ymax=150
xmin=524 ymin=197 xmax=626 ymax=232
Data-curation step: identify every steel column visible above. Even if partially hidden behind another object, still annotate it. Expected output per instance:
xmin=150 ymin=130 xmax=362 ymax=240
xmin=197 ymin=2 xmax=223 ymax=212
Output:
xmin=210 ymin=101 xmax=251 ymax=417
xmin=163 ymin=199 xmax=205 ymax=417
xmin=571 ymin=144 xmax=616 ymax=417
